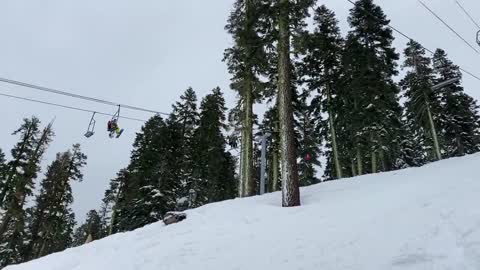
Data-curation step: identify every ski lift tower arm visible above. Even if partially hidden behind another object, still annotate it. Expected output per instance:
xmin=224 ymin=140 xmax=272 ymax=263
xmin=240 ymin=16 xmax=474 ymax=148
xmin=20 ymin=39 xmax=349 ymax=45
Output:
xmin=432 ymin=77 xmax=461 ymax=90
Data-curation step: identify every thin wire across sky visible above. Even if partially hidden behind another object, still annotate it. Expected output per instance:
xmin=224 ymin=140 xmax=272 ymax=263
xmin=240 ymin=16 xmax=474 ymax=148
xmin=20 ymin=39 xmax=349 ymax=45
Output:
xmin=0 ymin=77 xmax=170 ymax=116
xmin=0 ymin=91 xmax=147 ymax=122
xmin=344 ymin=0 xmax=480 ymax=82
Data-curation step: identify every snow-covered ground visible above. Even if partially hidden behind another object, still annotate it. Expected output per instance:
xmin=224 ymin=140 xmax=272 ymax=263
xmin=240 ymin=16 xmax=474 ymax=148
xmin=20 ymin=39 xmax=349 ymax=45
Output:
xmin=7 ymin=154 xmax=480 ymax=270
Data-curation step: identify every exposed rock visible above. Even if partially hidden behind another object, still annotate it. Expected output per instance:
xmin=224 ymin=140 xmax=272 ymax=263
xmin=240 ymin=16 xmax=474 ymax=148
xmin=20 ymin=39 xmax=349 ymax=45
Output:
xmin=163 ymin=212 xmax=187 ymax=226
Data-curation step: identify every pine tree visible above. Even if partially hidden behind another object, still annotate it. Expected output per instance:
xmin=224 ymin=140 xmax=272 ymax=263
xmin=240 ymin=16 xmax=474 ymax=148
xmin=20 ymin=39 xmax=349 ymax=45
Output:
xmin=345 ymin=0 xmax=404 ymax=174
xmin=0 ymin=117 xmax=43 ymax=207
xmin=295 ymin=94 xmax=321 ymax=186
xmin=397 ymin=117 xmax=426 ymax=168
xmin=116 ymin=115 xmax=180 ymax=232
xmin=0 ymin=118 xmax=53 ymax=268
xmin=102 ymin=168 xmax=130 ymax=235
xmin=300 ymin=5 xmax=344 ymax=180
xmin=224 ymin=0 xmax=269 ymax=197
xmin=273 ymin=0 xmax=314 ymax=207
xmin=72 ymin=210 xmax=103 ymax=247
xmin=433 ymin=49 xmax=480 ymax=157
xmin=171 ymin=88 xmax=199 ymax=210
xmin=191 ymin=88 xmax=237 ymax=206
xmin=26 ymin=144 xmax=86 ymax=260
xmin=400 ymin=40 xmax=442 ymax=162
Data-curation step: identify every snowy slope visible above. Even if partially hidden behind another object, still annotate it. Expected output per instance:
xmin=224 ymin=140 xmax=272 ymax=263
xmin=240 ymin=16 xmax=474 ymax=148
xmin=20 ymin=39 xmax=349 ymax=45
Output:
xmin=7 ymin=154 xmax=480 ymax=270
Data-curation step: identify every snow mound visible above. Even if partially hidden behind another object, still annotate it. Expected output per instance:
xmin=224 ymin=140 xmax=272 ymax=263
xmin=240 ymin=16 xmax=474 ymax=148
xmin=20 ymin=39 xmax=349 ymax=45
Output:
xmin=7 ymin=154 xmax=480 ymax=270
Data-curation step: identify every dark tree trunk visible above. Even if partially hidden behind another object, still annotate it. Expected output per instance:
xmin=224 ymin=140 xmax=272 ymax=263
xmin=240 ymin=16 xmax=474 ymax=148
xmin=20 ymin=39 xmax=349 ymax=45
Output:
xmin=278 ymin=0 xmax=300 ymax=207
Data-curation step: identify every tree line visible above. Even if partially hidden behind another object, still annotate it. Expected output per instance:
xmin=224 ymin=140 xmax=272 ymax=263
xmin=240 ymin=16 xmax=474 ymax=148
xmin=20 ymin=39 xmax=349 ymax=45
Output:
xmin=226 ymin=0 xmax=480 ymax=203
xmin=0 ymin=87 xmax=238 ymax=268
xmin=1 ymin=0 xmax=480 ymax=268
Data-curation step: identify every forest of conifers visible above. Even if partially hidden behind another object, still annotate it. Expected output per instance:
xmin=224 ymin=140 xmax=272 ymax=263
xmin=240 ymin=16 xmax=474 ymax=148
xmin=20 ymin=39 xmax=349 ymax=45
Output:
xmin=1 ymin=0 xmax=479 ymax=268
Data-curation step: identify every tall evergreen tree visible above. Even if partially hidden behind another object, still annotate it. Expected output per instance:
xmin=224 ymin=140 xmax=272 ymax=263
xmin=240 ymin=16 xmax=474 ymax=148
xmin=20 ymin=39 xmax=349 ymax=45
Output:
xmin=171 ymin=88 xmax=199 ymax=210
xmin=116 ymin=116 xmax=180 ymax=232
xmin=0 ymin=118 xmax=53 ymax=268
xmin=191 ymin=88 xmax=237 ymax=206
xmin=295 ymin=94 xmax=321 ymax=186
xmin=300 ymin=5 xmax=344 ymax=180
xmin=400 ymin=40 xmax=443 ymax=162
xmin=344 ymin=0 xmax=404 ymax=174
xmin=0 ymin=117 xmax=44 ymax=207
xmin=102 ymin=168 xmax=130 ymax=235
xmin=268 ymin=0 xmax=314 ymax=207
xmin=433 ymin=49 xmax=480 ymax=157
xmin=26 ymin=144 xmax=86 ymax=260
xmin=224 ymin=0 xmax=269 ymax=197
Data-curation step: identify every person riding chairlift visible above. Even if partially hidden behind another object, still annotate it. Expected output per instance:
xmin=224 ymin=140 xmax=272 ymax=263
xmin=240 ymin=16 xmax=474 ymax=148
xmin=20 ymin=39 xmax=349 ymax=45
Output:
xmin=107 ymin=119 xmax=122 ymax=138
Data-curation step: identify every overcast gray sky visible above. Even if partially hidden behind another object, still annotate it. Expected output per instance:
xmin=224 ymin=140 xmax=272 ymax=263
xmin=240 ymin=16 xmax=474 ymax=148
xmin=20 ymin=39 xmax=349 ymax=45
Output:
xmin=0 ymin=0 xmax=479 ymax=221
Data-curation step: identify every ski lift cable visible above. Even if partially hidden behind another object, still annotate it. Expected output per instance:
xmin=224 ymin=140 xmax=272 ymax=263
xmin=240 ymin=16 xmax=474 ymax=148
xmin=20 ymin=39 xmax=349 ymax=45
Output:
xmin=417 ymin=0 xmax=480 ymax=55
xmin=0 ymin=92 xmax=147 ymax=122
xmin=0 ymin=77 xmax=170 ymax=116
xmin=344 ymin=0 xmax=480 ymax=82
xmin=455 ymin=0 xmax=480 ymax=30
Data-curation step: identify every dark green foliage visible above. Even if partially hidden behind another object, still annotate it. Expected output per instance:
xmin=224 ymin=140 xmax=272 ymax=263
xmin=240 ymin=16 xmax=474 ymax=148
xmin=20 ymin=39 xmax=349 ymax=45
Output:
xmin=0 ymin=118 xmax=54 ymax=268
xmin=299 ymin=5 xmax=343 ymax=180
xmin=433 ymin=49 xmax=480 ymax=157
xmin=25 ymin=144 xmax=87 ymax=260
xmin=295 ymin=95 xmax=321 ymax=186
xmin=400 ymin=40 xmax=442 ymax=163
xmin=72 ymin=210 xmax=104 ymax=247
xmin=101 ymin=168 xmax=130 ymax=235
xmin=171 ymin=88 xmax=200 ymax=210
xmin=342 ymin=0 xmax=404 ymax=174
xmin=191 ymin=88 xmax=237 ymax=206
xmin=115 ymin=115 xmax=180 ymax=232
xmin=224 ymin=0 xmax=269 ymax=100
xmin=103 ymin=89 xmax=237 ymax=234
xmin=225 ymin=0 xmax=270 ymax=197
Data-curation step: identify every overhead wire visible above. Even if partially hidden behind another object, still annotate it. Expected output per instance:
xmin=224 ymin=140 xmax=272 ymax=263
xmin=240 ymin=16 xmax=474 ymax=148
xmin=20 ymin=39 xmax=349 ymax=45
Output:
xmin=455 ymin=0 xmax=480 ymax=30
xmin=0 ymin=91 xmax=147 ymax=122
xmin=0 ymin=77 xmax=170 ymax=116
xmin=417 ymin=0 xmax=480 ymax=54
xmin=343 ymin=0 xmax=480 ymax=82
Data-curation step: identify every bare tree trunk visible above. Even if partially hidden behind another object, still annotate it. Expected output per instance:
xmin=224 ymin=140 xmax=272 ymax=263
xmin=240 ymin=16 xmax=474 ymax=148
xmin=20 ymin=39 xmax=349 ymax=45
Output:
xmin=426 ymin=102 xmax=442 ymax=160
xmin=379 ymin=148 xmax=387 ymax=172
xmin=351 ymin=159 xmax=357 ymax=177
xmin=371 ymin=151 xmax=377 ymax=174
xmin=356 ymin=145 xmax=363 ymax=176
xmin=371 ymin=134 xmax=377 ymax=174
xmin=271 ymin=147 xmax=279 ymax=192
xmin=270 ymin=120 xmax=279 ymax=192
xmin=278 ymin=0 xmax=300 ymax=207
xmin=238 ymin=0 xmax=255 ymax=198
xmin=327 ymin=85 xmax=342 ymax=179
xmin=238 ymin=128 xmax=246 ymax=197
xmin=243 ymin=77 xmax=255 ymax=196
xmin=353 ymin=96 xmax=363 ymax=176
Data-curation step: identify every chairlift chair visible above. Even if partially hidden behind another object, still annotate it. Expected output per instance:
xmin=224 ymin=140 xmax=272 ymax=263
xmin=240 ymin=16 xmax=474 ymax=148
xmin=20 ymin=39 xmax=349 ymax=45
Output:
xmin=477 ymin=30 xmax=480 ymax=46
xmin=108 ymin=105 xmax=124 ymax=138
xmin=84 ymin=112 xmax=97 ymax=138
